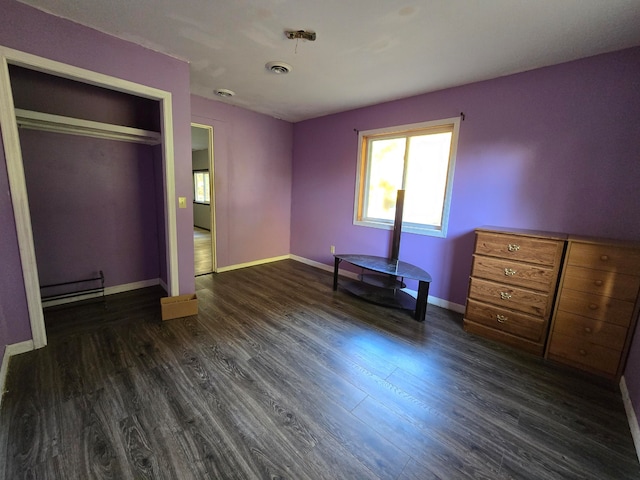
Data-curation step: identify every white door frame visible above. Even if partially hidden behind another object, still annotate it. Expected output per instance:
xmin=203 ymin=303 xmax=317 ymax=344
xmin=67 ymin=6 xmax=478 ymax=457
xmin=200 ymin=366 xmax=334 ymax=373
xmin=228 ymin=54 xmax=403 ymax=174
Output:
xmin=0 ymin=46 xmax=179 ymax=349
xmin=191 ymin=122 xmax=217 ymax=273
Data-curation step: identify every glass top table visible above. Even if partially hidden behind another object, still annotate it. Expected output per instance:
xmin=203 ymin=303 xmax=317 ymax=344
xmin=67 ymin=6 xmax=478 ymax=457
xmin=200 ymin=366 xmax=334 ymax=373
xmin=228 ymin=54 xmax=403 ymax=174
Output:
xmin=333 ymin=254 xmax=432 ymax=321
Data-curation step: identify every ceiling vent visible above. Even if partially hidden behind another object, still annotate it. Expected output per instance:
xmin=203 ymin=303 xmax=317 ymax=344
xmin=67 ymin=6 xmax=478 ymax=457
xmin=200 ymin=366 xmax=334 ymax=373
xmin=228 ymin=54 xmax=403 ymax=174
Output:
xmin=265 ymin=61 xmax=292 ymax=74
xmin=214 ymin=88 xmax=235 ymax=97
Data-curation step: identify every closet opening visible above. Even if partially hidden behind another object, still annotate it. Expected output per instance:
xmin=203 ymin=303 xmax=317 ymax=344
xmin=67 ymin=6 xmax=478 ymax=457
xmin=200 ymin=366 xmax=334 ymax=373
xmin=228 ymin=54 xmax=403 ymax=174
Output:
xmin=0 ymin=47 xmax=178 ymax=348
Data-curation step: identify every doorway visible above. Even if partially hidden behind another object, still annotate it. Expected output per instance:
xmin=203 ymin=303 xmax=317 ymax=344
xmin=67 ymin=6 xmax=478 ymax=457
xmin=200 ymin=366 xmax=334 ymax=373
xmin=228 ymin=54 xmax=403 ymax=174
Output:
xmin=191 ymin=123 xmax=216 ymax=275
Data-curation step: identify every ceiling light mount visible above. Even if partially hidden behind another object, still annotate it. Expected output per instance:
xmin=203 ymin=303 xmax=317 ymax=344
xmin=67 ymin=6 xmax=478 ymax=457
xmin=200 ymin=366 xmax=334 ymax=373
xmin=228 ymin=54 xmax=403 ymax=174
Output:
xmin=214 ymin=88 xmax=235 ymax=98
xmin=285 ymin=30 xmax=316 ymax=42
xmin=265 ymin=61 xmax=292 ymax=74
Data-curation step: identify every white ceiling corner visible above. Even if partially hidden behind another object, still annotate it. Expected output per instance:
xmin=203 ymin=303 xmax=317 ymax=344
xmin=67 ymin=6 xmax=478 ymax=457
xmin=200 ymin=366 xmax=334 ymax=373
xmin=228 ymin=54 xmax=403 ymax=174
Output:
xmin=16 ymin=0 xmax=640 ymax=123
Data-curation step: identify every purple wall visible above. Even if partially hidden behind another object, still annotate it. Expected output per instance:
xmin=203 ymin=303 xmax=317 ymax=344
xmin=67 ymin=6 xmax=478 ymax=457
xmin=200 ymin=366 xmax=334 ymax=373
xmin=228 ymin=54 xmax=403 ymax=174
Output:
xmin=191 ymin=95 xmax=293 ymax=268
xmin=0 ymin=125 xmax=32 ymax=359
xmin=9 ymin=65 xmax=160 ymax=131
xmin=20 ymin=130 xmax=162 ymax=289
xmin=0 ymin=0 xmax=193 ymax=355
xmin=153 ymin=145 xmax=168 ymax=286
xmin=0 ymin=0 xmax=193 ymax=296
xmin=293 ymin=47 xmax=640 ymax=300
xmin=291 ymin=47 xmax=640 ymax=413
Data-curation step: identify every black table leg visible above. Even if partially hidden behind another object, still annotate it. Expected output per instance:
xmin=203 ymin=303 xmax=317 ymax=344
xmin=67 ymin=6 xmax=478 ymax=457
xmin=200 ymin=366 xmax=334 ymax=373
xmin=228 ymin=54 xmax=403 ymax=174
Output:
xmin=415 ymin=280 xmax=430 ymax=321
xmin=333 ymin=257 xmax=342 ymax=291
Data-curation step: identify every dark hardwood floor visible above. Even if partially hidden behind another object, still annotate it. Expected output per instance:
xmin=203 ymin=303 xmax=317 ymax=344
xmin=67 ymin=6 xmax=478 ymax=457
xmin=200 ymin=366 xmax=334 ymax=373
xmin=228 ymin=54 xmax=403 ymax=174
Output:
xmin=1 ymin=259 xmax=639 ymax=479
xmin=194 ymin=227 xmax=212 ymax=276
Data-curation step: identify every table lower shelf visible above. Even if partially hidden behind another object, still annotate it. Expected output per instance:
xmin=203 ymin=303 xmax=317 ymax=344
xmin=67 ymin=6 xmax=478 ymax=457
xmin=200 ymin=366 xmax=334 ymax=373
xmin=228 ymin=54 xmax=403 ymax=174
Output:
xmin=333 ymin=254 xmax=431 ymax=321
xmin=340 ymin=279 xmax=417 ymax=312
xmin=360 ymin=273 xmax=406 ymax=289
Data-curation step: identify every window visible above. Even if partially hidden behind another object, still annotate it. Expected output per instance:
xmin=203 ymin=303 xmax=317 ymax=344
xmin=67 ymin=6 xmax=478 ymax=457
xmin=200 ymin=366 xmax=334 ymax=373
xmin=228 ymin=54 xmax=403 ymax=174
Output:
xmin=354 ymin=117 xmax=460 ymax=238
xmin=193 ymin=170 xmax=210 ymax=204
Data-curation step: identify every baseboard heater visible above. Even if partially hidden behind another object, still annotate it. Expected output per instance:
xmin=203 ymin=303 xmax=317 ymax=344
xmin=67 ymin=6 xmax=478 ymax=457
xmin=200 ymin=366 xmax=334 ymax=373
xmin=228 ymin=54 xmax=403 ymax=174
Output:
xmin=40 ymin=270 xmax=105 ymax=306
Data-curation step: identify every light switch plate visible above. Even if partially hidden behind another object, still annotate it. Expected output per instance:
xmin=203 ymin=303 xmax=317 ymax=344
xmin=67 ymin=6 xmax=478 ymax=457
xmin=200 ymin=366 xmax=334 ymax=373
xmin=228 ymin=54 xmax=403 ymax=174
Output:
xmin=178 ymin=197 xmax=187 ymax=208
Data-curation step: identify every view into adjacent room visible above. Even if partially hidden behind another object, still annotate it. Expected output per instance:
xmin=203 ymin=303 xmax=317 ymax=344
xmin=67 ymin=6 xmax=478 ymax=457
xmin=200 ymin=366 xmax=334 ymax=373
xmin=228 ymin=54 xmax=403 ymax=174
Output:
xmin=191 ymin=124 xmax=215 ymax=276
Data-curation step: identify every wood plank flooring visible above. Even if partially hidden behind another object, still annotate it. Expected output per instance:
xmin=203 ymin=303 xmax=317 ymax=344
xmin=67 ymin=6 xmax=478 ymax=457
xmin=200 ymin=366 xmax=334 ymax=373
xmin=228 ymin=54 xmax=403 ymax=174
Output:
xmin=1 ymin=259 xmax=639 ymax=479
xmin=194 ymin=227 xmax=212 ymax=276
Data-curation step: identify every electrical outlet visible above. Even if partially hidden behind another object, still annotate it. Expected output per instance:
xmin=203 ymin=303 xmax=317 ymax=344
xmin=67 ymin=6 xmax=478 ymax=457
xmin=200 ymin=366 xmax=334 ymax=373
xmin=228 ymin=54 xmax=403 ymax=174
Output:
xmin=330 ymin=245 xmax=335 ymax=254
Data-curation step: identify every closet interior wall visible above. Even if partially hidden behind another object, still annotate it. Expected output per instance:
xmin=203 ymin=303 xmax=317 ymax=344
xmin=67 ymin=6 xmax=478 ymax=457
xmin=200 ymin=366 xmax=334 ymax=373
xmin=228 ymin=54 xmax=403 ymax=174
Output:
xmin=9 ymin=65 xmax=167 ymax=300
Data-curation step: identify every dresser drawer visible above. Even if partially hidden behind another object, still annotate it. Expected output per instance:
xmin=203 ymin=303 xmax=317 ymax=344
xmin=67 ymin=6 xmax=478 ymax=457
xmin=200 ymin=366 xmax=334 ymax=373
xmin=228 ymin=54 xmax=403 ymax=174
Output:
xmin=556 ymin=289 xmax=635 ymax=327
xmin=465 ymin=299 xmax=546 ymax=342
xmin=562 ymin=265 xmax=640 ymax=302
xmin=551 ymin=311 xmax=627 ymax=350
xmin=463 ymin=320 xmax=544 ymax=355
xmin=547 ymin=332 xmax=621 ymax=376
xmin=468 ymin=277 xmax=552 ymax=318
xmin=471 ymin=255 xmax=558 ymax=292
xmin=567 ymin=242 xmax=640 ymax=275
xmin=475 ymin=232 xmax=564 ymax=267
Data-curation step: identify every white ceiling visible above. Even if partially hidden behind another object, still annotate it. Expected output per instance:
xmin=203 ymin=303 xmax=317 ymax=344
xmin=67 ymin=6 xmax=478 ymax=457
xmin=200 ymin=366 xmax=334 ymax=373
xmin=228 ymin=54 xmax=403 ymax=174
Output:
xmin=18 ymin=0 xmax=640 ymax=123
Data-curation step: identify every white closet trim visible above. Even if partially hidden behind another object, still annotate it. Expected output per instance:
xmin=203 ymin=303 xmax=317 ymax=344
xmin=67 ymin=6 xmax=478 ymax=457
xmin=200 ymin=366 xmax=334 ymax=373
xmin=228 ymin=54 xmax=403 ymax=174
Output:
xmin=15 ymin=109 xmax=162 ymax=145
xmin=0 ymin=45 xmax=180 ymax=350
xmin=0 ymin=56 xmax=46 ymax=349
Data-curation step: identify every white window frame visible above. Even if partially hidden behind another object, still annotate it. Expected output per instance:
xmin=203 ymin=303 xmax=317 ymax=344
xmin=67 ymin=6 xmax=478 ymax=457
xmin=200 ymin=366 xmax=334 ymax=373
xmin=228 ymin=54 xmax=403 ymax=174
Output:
xmin=353 ymin=117 xmax=460 ymax=238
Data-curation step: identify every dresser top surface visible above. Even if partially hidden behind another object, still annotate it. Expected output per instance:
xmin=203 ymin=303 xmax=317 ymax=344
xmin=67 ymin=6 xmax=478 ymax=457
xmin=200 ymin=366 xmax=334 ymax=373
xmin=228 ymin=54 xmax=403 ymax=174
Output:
xmin=567 ymin=234 xmax=640 ymax=249
xmin=476 ymin=226 xmax=640 ymax=248
xmin=476 ymin=226 xmax=567 ymax=241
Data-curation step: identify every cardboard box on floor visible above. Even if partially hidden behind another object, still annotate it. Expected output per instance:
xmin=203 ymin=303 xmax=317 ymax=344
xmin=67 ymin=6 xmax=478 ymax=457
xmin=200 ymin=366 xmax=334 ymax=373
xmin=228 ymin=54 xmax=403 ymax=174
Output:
xmin=161 ymin=294 xmax=198 ymax=320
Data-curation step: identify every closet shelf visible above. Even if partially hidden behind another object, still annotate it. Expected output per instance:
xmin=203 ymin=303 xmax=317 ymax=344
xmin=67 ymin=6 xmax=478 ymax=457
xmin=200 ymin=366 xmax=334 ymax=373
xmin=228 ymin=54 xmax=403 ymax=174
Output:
xmin=15 ymin=108 xmax=162 ymax=145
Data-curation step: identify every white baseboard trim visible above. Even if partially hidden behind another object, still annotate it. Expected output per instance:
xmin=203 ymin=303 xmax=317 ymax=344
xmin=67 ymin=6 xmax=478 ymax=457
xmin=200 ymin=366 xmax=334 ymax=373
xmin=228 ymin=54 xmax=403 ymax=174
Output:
xmin=42 ymin=278 xmax=161 ymax=308
xmin=289 ymin=255 xmax=466 ymax=314
xmin=428 ymin=296 xmax=466 ymax=314
xmin=159 ymin=278 xmax=168 ymax=293
xmin=0 ymin=340 xmax=35 ymax=409
xmin=290 ymin=254 xmax=359 ymax=280
xmin=620 ymin=376 xmax=640 ymax=462
xmin=106 ymin=278 xmax=160 ymax=295
xmin=217 ymin=255 xmax=290 ymax=273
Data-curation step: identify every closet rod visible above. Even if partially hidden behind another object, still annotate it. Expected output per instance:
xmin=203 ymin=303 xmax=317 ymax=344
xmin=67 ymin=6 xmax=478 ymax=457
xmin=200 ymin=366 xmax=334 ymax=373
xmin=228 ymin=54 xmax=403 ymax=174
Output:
xmin=15 ymin=108 xmax=162 ymax=145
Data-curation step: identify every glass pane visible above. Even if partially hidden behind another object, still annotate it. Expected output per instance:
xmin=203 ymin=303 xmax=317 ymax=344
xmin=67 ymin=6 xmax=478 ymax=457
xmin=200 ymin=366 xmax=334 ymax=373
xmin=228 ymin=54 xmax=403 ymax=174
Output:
xmin=194 ymin=173 xmax=206 ymax=203
xmin=204 ymin=173 xmax=210 ymax=203
xmin=404 ymin=132 xmax=452 ymax=227
xmin=365 ymin=138 xmax=405 ymax=221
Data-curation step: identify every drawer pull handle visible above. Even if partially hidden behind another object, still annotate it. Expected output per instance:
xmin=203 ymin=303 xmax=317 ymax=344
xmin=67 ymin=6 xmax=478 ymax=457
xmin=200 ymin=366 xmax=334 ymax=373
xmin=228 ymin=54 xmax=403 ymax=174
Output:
xmin=504 ymin=268 xmax=517 ymax=276
xmin=500 ymin=292 xmax=512 ymax=300
xmin=588 ymin=304 xmax=598 ymax=310
xmin=594 ymin=280 xmax=603 ymax=287
xmin=496 ymin=314 xmax=508 ymax=323
xmin=600 ymin=255 xmax=609 ymax=262
xmin=579 ymin=349 xmax=587 ymax=356
xmin=584 ymin=327 xmax=592 ymax=333
xmin=507 ymin=244 xmax=520 ymax=252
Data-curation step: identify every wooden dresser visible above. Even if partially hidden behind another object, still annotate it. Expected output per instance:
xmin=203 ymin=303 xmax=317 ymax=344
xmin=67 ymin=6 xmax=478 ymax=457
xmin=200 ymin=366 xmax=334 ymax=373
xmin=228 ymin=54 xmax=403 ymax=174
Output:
xmin=464 ymin=227 xmax=566 ymax=355
xmin=545 ymin=238 xmax=640 ymax=380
